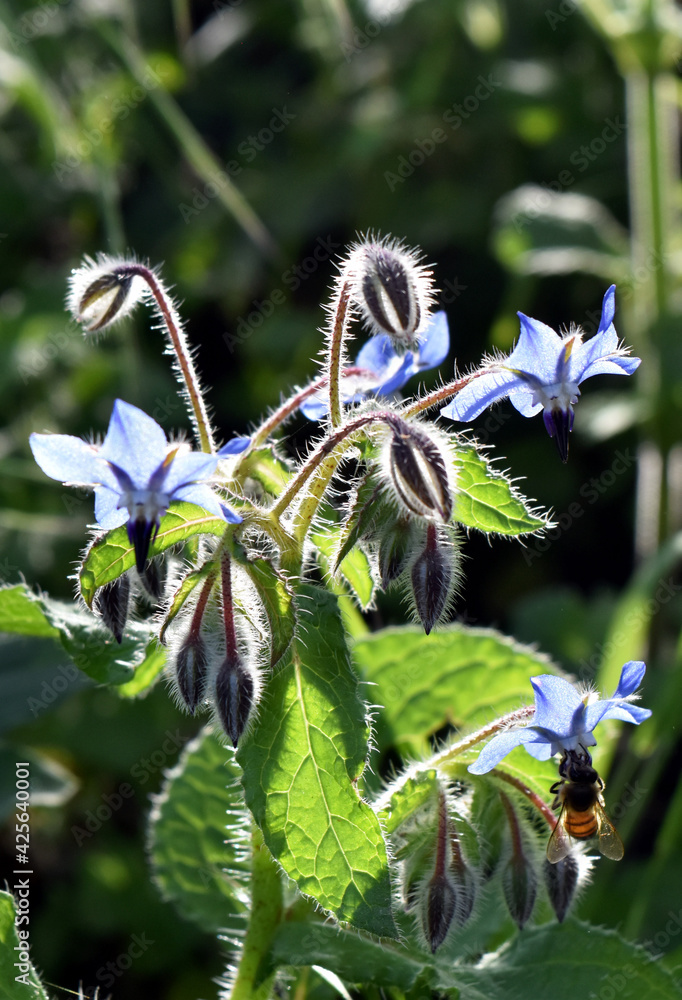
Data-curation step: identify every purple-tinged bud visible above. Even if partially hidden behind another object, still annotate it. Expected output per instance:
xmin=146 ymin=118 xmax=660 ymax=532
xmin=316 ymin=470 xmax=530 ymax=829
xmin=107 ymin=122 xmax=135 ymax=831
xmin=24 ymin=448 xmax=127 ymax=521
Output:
xmin=503 ymin=852 xmax=538 ymax=929
xmin=176 ymin=635 xmax=209 ymax=715
xmin=345 ymin=237 xmax=435 ymax=351
xmin=409 ymin=523 xmax=457 ymax=634
xmin=95 ymin=574 xmax=130 ymax=643
xmin=543 ymin=854 xmax=579 ymax=923
xmin=68 ymin=256 xmax=146 ymax=334
xmin=387 ymin=421 xmax=453 ymax=522
xmin=423 ymin=873 xmax=457 ymax=953
xmin=449 ymin=833 xmax=477 ymax=926
xmin=215 ymin=655 xmax=255 ymax=747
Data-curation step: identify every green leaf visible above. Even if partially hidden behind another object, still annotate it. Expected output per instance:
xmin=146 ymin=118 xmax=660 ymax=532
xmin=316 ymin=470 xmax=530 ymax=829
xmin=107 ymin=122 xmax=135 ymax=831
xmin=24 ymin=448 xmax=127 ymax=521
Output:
xmin=238 ymin=585 xmax=396 ymax=937
xmin=0 ymin=890 xmax=48 ymax=1000
xmin=79 ymin=501 xmax=226 ymax=607
xmin=0 ymin=586 xmax=59 ymax=639
xmin=116 ymin=638 xmax=167 ymax=698
xmin=492 ymin=186 xmax=629 ymax=280
xmin=453 ymin=446 xmax=549 ymax=536
xmin=352 ymin=624 xmax=557 ymax=756
xmin=376 ymin=770 xmax=438 ymax=837
xmin=0 ymin=583 xmax=158 ymax=687
xmin=149 ymin=726 xmax=251 ymax=936
xmin=334 ymin=475 xmax=382 ymax=569
xmin=314 ymin=523 xmax=376 ymax=610
xmin=446 ymin=920 xmax=682 ymax=999
xmin=236 ymin=445 xmax=292 ymax=497
xmin=262 ymin=923 xmax=423 ymax=989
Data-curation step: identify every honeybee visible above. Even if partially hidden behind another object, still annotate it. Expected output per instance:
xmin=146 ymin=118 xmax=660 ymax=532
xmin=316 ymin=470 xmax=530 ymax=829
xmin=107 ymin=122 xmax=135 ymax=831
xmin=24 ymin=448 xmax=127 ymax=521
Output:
xmin=546 ymin=747 xmax=624 ymax=864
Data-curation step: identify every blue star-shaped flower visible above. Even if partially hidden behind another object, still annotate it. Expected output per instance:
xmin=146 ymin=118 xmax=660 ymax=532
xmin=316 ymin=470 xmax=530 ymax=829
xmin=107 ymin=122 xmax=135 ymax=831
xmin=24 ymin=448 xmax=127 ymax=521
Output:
xmin=441 ymin=286 xmax=640 ymax=461
xmin=468 ymin=660 xmax=652 ymax=774
xmin=30 ymin=399 xmax=245 ymax=573
xmin=300 ymin=310 xmax=449 ymax=420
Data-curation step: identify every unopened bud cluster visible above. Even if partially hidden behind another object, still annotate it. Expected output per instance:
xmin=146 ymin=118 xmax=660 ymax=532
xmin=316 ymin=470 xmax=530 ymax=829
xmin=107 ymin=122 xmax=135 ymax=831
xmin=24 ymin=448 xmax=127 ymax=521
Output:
xmin=68 ymin=254 xmax=147 ymax=333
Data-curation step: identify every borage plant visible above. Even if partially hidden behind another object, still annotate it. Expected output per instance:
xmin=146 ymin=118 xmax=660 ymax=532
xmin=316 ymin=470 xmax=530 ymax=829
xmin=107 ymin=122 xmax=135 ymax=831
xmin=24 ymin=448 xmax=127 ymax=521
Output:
xmin=4 ymin=236 xmax=674 ymax=1000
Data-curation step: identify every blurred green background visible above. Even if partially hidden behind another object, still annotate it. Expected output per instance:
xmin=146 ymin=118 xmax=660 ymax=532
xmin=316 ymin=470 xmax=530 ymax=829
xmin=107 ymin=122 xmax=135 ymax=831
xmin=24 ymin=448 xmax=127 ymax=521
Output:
xmin=1 ymin=0 xmax=681 ymax=997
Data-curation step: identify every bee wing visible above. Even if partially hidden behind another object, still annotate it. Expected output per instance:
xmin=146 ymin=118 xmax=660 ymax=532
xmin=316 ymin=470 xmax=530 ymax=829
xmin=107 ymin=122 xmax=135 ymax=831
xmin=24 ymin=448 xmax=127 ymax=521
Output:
xmin=546 ymin=808 xmax=573 ymax=864
xmin=596 ymin=803 xmax=624 ymax=861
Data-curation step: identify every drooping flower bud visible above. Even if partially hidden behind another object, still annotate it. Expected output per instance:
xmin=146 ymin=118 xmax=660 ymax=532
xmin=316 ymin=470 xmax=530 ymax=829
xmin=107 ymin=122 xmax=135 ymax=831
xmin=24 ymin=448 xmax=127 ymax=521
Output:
xmin=543 ymin=853 xmax=579 ymax=923
xmin=176 ymin=634 xmax=209 ymax=715
xmin=345 ymin=237 xmax=435 ymax=351
xmin=500 ymin=792 xmax=537 ymax=928
xmin=449 ymin=827 xmax=477 ymax=926
xmin=503 ymin=852 xmax=538 ymax=929
xmin=95 ymin=574 xmax=130 ymax=644
xmin=423 ymin=873 xmax=457 ymax=953
xmin=215 ymin=655 xmax=255 ymax=747
xmin=386 ymin=419 xmax=453 ymax=522
xmin=68 ymin=255 xmax=146 ymax=333
xmin=409 ymin=523 xmax=458 ymax=634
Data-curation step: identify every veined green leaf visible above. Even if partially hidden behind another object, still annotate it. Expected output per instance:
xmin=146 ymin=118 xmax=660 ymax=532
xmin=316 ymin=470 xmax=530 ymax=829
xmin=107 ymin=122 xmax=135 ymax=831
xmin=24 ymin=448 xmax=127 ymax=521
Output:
xmin=80 ymin=502 xmax=226 ymax=607
xmin=314 ymin=522 xmax=376 ymax=610
xmin=235 ymin=445 xmax=292 ymax=497
xmin=238 ymin=585 xmax=396 ymax=937
xmin=0 ymin=585 xmax=59 ymax=639
xmin=453 ymin=446 xmax=549 ymax=536
xmin=235 ymin=553 xmax=294 ymax=668
xmin=149 ymin=727 xmax=251 ymax=936
xmin=352 ymin=624 xmax=558 ymax=756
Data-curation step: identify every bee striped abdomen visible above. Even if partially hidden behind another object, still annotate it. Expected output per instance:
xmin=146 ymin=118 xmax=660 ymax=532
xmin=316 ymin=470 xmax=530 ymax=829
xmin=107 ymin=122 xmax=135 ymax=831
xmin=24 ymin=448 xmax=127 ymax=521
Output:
xmin=564 ymin=810 xmax=598 ymax=839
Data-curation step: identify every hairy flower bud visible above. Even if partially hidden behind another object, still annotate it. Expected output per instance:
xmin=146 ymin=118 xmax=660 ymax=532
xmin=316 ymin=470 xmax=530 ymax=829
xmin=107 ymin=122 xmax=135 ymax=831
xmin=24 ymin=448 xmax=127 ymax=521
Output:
xmin=387 ymin=420 xmax=453 ymax=522
xmin=68 ymin=255 xmax=146 ymax=333
xmin=449 ymin=837 xmax=477 ymax=926
xmin=95 ymin=574 xmax=130 ymax=644
xmin=378 ymin=516 xmax=415 ymax=590
xmin=544 ymin=854 xmax=579 ymax=923
xmin=345 ymin=237 xmax=435 ymax=351
xmin=423 ymin=873 xmax=457 ymax=953
xmin=215 ymin=655 xmax=255 ymax=747
xmin=503 ymin=852 xmax=538 ymax=929
xmin=139 ymin=557 xmax=165 ymax=600
xmin=409 ymin=523 xmax=457 ymax=634
xmin=176 ymin=634 xmax=209 ymax=715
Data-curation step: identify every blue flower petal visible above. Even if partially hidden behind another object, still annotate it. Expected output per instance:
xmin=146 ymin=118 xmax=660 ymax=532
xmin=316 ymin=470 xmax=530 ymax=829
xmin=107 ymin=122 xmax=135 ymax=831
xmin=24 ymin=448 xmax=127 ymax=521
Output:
xmin=163 ymin=451 xmax=218 ymax=495
xmin=598 ymin=285 xmax=616 ymax=334
xmin=613 ymin=660 xmax=646 ymax=698
xmin=218 ymin=436 xmax=251 ymax=456
xmin=507 ymin=385 xmax=544 ymax=417
xmin=99 ymin=400 xmax=168 ymax=487
xmin=467 ymin=728 xmax=547 ymax=774
xmin=530 ymin=675 xmax=585 ymax=735
xmin=30 ymin=432 xmax=118 ymax=489
xmin=299 ymin=393 xmax=333 ymax=421
xmin=94 ymin=486 xmax=128 ymax=529
xmin=440 ymin=368 xmax=520 ymax=421
xmin=415 ymin=310 xmax=449 ymax=370
xmin=173 ymin=483 xmax=226 ymax=519
xmin=510 ymin=314 xmax=565 ymax=384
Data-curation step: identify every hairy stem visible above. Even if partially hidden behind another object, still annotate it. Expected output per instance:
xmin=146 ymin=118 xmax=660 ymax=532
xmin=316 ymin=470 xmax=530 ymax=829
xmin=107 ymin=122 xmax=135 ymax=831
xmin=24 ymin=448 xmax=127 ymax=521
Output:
xmin=491 ymin=769 xmax=557 ymax=830
xmin=327 ymin=279 xmax=353 ymax=427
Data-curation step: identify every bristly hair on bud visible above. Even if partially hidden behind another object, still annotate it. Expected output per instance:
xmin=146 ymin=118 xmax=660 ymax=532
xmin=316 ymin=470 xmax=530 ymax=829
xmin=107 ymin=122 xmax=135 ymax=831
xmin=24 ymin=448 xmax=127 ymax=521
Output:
xmin=67 ymin=254 xmax=147 ymax=333
xmin=94 ymin=573 xmax=130 ymax=643
xmin=406 ymin=522 xmax=460 ymax=634
xmin=543 ymin=849 xmax=593 ymax=922
xmin=175 ymin=634 xmax=210 ymax=715
xmin=383 ymin=418 xmax=454 ymax=522
xmin=343 ymin=234 xmax=436 ymax=352
xmin=214 ymin=654 xmax=258 ymax=747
